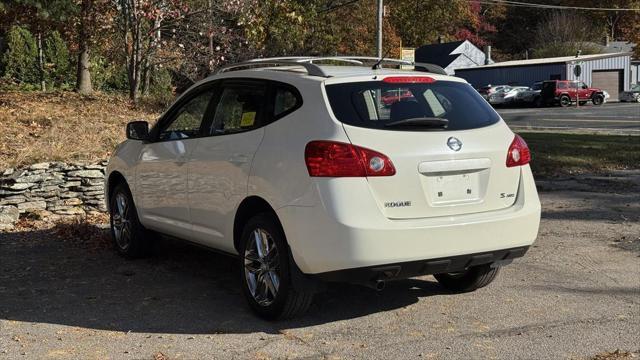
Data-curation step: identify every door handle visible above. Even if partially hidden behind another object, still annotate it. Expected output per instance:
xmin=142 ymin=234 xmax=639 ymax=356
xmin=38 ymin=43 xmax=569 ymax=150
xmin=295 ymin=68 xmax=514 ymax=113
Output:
xmin=229 ymin=154 xmax=248 ymax=165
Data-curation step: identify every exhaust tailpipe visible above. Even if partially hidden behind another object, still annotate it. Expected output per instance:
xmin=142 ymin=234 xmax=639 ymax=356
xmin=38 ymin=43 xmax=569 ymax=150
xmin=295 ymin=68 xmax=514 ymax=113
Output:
xmin=373 ymin=279 xmax=386 ymax=291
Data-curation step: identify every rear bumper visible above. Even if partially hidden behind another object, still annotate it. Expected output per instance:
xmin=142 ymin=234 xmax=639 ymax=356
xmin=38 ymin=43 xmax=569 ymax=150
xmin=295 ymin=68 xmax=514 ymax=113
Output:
xmin=277 ymin=166 xmax=541 ymax=275
xmin=315 ymin=246 xmax=529 ymax=283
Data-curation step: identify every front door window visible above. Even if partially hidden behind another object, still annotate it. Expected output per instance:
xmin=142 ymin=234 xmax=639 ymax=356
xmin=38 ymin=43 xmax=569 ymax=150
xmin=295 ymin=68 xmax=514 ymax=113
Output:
xmin=158 ymin=90 xmax=214 ymax=141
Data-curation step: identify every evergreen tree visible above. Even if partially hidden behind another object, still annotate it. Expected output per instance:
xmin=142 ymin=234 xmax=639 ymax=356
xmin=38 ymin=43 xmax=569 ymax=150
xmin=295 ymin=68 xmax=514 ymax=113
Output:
xmin=44 ymin=30 xmax=70 ymax=87
xmin=1 ymin=25 xmax=39 ymax=85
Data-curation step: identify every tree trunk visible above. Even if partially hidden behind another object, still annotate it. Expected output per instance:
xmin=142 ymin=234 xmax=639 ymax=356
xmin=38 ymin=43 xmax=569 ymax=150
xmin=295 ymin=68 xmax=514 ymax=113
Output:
xmin=141 ymin=60 xmax=150 ymax=96
xmin=76 ymin=0 xmax=93 ymax=95
xmin=76 ymin=48 xmax=92 ymax=94
xmin=37 ymin=32 xmax=46 ymax=92
xmin=208 ymin=0 xmax=214 ymax=73
xmin=128 ymin=20 xmax=143 ymax=104
xmin=141 ymin=16 xmax=160 ymax=96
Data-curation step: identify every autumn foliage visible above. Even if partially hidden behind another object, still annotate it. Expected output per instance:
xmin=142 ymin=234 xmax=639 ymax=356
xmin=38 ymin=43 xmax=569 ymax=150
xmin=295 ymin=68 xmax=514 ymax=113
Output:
xmin=0 ymin=0 xmax=638 ymax=101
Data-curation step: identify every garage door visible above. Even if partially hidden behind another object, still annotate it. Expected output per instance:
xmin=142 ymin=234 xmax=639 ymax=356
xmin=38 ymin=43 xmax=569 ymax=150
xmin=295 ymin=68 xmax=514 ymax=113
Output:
xmin=592 ymin=70 xmax=623 ymax=100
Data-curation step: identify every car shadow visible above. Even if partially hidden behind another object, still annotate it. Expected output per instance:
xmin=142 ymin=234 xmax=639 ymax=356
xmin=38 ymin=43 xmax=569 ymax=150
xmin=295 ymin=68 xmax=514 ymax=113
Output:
xmin=0 ymin=223 xmax=451 ymax=334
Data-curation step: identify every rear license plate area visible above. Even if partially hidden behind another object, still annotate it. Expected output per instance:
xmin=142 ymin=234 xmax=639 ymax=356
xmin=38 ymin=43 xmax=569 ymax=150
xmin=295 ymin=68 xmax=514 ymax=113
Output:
xmin=425 ymin=172 xmax=481 ymax=205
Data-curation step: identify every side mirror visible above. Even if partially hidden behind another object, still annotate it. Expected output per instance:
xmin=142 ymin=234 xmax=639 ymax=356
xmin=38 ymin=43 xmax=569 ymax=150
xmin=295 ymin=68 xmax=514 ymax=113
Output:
xmin=126 ymin=121 xmax=149 ymax=140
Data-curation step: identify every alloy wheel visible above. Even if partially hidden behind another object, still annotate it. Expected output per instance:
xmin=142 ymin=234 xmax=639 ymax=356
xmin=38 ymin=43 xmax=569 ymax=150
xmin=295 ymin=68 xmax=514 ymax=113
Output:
xmin=111 ymin=192 xmax=132 ymax=251
xmin=244 ymin=228 xmax=281 ymax=306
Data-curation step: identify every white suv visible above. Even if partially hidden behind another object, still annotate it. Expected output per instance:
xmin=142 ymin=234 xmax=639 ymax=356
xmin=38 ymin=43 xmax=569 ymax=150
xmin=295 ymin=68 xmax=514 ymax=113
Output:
xmin=105 ymin=57 xmax=541 ymax=319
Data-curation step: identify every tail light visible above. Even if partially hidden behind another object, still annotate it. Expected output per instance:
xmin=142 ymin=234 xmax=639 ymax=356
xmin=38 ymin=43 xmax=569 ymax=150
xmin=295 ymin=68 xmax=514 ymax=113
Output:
xmin=506 ymin=134 xmax=531 ymax=167
xmin=305 ymin=141 xmax=396 ymax=177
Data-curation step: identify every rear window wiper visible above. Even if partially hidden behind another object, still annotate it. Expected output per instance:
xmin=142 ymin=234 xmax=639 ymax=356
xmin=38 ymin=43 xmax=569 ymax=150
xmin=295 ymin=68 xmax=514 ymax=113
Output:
xmin=384 ymin=117 xmax=449 ymax=128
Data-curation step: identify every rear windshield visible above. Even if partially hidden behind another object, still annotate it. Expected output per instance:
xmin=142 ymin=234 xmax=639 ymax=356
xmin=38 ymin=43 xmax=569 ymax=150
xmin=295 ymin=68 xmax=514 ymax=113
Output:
xmin=325 ymin=80 xmax=501 ymax=131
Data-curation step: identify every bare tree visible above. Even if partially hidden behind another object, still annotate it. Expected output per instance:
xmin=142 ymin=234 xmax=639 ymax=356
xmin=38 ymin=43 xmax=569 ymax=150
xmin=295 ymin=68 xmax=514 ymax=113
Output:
xmin=533 ymin=12 xmax=603 ymax=58
xmin=115 ymin=0 xmax=249 ymax=102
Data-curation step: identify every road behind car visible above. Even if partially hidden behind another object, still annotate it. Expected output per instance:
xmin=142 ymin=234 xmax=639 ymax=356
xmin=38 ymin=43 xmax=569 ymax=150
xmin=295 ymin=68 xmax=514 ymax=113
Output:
xmin=498 ymin=103 xmax=640 ymax=134
xmin=1 ymin=174 xmax=639 ymax=359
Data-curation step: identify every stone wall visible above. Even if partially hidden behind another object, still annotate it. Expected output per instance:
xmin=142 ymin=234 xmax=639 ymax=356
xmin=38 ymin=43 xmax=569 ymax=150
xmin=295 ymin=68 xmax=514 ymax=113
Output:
xmin=0 ymin=161 xmax=108 ymax=229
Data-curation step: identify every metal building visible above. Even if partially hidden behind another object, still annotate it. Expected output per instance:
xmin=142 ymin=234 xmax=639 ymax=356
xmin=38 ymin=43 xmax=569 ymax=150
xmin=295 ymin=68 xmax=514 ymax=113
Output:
xmin=632 ymin=59 xmax=639 ymax=85
xmin=415 ymin=40 xmax=491 ymax=75
xmin=455 ymin=53 xmax=632 ymax=100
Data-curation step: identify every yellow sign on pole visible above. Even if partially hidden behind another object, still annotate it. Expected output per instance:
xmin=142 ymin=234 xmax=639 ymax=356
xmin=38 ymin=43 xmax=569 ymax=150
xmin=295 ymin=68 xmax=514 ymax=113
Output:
xmin=400 ymin=48 xmax=415 ymax=70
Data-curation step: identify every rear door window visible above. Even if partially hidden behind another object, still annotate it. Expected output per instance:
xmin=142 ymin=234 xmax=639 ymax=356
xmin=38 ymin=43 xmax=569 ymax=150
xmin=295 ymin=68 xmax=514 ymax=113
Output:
xmin=209 ymin=83 xmax=266 ymax=135
xmin=273 ymin=86 xmax=301 ymax=118
xmin=325 ymin=80 xmax=500 ymax=131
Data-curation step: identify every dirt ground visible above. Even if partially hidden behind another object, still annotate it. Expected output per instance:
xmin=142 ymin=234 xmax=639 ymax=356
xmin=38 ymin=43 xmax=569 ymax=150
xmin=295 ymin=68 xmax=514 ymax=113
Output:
xmin=1 ymin=175 xmax=639 ymax=360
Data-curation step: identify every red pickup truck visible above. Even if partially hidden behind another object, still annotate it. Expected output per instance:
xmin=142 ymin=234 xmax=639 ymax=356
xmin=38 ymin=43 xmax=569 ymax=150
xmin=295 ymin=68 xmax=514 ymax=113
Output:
xmin=540 ymin=80 xmax=605 ymax=107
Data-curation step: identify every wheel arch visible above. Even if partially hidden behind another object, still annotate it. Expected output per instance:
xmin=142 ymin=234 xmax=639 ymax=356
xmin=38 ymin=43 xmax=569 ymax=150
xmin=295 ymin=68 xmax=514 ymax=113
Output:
xmin=106 ymin=171 xmax=128 ymax=211
xmin=233 ymin=196 xmax=284 ymax=253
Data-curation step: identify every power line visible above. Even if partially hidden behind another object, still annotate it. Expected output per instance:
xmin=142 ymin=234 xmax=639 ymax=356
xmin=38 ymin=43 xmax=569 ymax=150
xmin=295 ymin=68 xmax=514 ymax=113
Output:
xmin=477 ymin=0 xmax=640 ymax=11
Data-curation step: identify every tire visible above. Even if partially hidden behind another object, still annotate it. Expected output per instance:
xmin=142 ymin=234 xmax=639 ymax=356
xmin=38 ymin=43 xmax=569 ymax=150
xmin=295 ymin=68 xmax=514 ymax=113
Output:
xmin=559 ymin=95 xmax=571 ymax=107
xmin=239 ymin=213 xmax=314 ymax=320
xmin=434 ymin=264 xmax=500 ymax=292
xmin=592 ymin=94 xmax=604 ymax=106
xmin=109 ymin=182 xmax=152 ymax=258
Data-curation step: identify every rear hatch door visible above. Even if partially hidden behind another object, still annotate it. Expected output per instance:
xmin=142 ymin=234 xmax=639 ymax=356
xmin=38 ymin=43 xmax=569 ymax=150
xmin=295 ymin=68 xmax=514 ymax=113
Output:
xmin=324 ymin=75 xmax=520 ymax=220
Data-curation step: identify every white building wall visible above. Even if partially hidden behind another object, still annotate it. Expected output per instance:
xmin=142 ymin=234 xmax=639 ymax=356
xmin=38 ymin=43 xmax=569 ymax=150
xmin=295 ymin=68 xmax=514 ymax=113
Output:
xmin=566 ymin=55 xmax=631 ymax=91
xmin=446 ymin=54 xmax=482 ymax=75
xmin=452 ymin=41 xmax=487 ymax=67
xmin=631 ymin=64 xmax=639 ymax=85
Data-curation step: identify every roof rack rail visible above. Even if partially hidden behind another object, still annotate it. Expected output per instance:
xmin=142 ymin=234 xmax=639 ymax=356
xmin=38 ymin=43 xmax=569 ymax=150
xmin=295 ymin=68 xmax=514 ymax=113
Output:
xmin=217 ymin=59 xmax=331 ymax=77
xmin=309 ymin=56 xmax=448 ymax=75
xmin=217 ymin=56 xmax=448 ymax=76
xmin=413 ymin=62 xmax=447 ymax=75
xmin=246 ymin=57 xmax=364 ymax=65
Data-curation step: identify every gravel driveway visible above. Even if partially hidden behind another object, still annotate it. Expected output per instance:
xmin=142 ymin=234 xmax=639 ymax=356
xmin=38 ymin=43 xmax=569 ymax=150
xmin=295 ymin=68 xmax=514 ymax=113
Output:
xmin=1 ymin=176 xmax=639 ymax=360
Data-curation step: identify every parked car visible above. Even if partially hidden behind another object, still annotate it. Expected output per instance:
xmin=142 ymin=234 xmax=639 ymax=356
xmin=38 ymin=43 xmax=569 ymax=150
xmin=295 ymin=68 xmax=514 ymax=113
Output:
xmin=478 ymin=84 xmax=510 ymax=100
xmin=540 ymin=80 xmax=605 ymax=107
xmin=381 ymin=88 xmax=415 ymax=106
xmin=620 ymin=84 xmax=640 ymax=102
xmin=105 ymin=57 xmax=541 ymax=319
xmin=514 ymin=82 xmax=543 ymax=106
xmin=488 ymin=86 xmax=530 ymax=106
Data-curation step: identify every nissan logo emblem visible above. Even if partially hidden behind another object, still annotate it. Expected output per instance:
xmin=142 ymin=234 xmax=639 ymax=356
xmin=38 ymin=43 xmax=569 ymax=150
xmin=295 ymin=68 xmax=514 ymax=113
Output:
xmin=447 ymin=137 xmax=462 ymax=152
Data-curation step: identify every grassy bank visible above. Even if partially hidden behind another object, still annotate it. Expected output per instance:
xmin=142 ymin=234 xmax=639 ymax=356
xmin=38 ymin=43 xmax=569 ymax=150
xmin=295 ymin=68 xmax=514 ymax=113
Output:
xmin=520 ymin=132 xmax=640 ymax=178
xmin=0 ymin=91 xmax=161 ymax=169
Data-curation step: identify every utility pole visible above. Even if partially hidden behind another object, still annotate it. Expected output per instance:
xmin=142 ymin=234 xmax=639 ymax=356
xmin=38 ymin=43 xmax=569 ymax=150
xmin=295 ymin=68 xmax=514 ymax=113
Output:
xmin=376 ymin=0 xmax=383 ymax=58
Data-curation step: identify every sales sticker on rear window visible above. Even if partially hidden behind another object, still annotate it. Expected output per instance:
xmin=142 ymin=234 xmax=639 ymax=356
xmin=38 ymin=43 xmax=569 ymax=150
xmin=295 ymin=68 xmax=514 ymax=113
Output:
xmin=241 ymin=112 xmax=256 ymax=127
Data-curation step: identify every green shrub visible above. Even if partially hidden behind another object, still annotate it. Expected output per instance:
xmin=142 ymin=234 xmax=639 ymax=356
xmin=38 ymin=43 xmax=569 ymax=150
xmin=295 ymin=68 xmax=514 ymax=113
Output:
xmin=91 ymin=55 xmax=128 ymax=91
xmin=147 ymin=67 xmax=174 ymax=107
xmin=1 ymin=26 xmax=39 ymax=85
xmin=43 ymin=31 xmax=71 ymax=88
